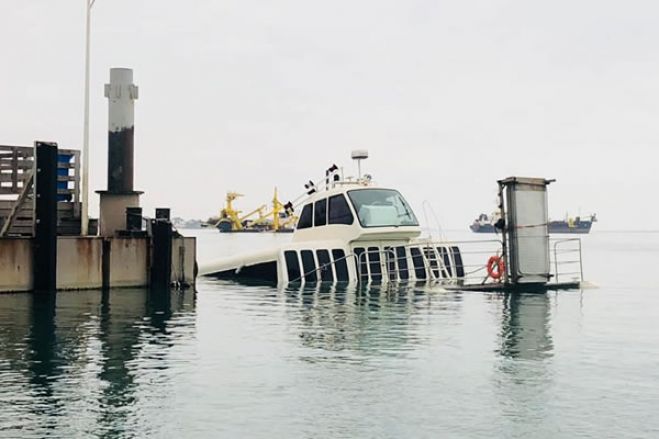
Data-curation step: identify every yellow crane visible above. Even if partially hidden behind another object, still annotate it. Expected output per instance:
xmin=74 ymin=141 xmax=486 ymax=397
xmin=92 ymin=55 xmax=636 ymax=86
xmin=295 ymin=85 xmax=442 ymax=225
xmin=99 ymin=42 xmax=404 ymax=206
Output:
xmin=250 ymin=187 xmax=298 ymax=232
xmin=216 ymin=192 xmax=266 ymax=231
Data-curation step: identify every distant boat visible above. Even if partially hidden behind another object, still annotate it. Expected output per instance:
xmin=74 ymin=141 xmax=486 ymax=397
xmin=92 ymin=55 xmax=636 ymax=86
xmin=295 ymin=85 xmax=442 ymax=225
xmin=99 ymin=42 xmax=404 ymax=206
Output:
xmin=470 ymin=213 xmax=597 ymax=234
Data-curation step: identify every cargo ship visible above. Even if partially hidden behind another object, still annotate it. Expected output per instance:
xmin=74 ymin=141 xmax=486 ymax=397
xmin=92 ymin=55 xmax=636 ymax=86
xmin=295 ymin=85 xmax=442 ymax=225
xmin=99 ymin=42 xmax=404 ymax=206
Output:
xmin=470 ymin=213 xmax=597 ymax=234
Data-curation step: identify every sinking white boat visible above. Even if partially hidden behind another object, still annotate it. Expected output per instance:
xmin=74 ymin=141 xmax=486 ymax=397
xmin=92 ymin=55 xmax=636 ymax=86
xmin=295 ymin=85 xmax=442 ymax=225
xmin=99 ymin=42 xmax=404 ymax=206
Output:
xmin=199 ymin=152 xmax=465 ymax=284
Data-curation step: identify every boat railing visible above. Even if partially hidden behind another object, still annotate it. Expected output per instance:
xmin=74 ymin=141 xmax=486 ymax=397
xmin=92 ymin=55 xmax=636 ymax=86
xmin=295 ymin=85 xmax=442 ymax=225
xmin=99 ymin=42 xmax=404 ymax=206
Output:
xmin=352 ymin=239 xmax=505 ymax=285
xmin=412 ymin=239 xmax=505 ymax=285
xmin=291 ymin=237 xmax=581 ymax=287
xmin=356 ymin=247 xmax=398 ymax=282
xmin=551 ymin=238 xmax=583 ymax=283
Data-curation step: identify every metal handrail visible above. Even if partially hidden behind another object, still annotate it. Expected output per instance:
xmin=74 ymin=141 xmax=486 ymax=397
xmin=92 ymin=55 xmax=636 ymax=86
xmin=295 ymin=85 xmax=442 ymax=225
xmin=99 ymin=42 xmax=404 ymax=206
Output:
xmin=405 ymin=239 xmax=503 ymax=283
xmin=357 ymin=248 xmax=397 ymax=282
xmin=552 ymin=238 xmax=583 ymax=283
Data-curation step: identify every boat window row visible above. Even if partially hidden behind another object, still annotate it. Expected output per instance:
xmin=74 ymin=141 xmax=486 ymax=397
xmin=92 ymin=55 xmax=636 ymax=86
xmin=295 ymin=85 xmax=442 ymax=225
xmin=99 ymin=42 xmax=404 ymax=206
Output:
xmin=297 ymin=194 xmax=354 ymax=229
xmin=284 ymin=249 xmax=349 ymax=282
xmin=284 ymin=245 xmax=464 ymax=283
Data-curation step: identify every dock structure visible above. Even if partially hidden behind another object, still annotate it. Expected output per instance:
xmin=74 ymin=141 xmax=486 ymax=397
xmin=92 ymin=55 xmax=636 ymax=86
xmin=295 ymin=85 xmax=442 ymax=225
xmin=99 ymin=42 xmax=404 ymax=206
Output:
xmin=0 ymin=145 xmax=83 ymax=236
xmin=0 ymin=68 xmax=196 ymax=293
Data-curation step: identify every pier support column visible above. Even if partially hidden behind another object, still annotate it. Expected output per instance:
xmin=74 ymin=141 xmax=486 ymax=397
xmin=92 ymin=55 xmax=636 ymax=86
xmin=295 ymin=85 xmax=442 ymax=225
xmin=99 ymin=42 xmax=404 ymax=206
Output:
xmin=33 ymin=141 xmax=58 ymax=292
xmin=96 ymin=68 xmax=142 ymax=237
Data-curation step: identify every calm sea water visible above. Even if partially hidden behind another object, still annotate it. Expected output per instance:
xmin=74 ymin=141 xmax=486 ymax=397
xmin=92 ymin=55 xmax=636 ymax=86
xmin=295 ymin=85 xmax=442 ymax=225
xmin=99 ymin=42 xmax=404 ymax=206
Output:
xmin=1 ymin=230 xmax=658 ymax=438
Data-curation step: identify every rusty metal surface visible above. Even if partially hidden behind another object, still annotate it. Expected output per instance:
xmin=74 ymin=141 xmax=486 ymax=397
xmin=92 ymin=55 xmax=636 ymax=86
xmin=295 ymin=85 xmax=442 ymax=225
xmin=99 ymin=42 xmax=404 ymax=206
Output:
xmin=107 ymin=127 xmax=135 ymax=193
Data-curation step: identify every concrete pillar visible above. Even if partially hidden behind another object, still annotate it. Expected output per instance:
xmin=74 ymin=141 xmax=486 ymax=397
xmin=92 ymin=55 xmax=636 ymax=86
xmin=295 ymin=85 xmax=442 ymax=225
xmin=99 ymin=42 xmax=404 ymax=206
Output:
xmin=97 ymin=68 xmax=142 ymax=237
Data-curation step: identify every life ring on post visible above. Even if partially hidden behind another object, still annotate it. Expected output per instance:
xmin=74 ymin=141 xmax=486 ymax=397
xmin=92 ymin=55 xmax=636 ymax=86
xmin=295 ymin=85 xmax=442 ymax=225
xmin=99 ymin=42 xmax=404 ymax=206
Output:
xmin=487 ymin=255 xmax=505 ymax=281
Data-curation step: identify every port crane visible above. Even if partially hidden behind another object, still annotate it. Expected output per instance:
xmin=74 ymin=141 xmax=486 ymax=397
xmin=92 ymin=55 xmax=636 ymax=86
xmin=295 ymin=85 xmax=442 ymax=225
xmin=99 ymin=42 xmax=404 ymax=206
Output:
xmin=215 ymin=192 xmax=266 ymax=231
xmin=214 ymin=189 xmax=297 ymax=232
xmin=249 ymin=188 xmax=298 ymax=232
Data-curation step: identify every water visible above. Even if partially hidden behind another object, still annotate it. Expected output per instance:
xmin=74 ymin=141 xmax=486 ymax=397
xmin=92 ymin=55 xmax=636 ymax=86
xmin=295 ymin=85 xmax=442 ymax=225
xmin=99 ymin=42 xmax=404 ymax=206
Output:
xmin=1 ymin=231 xmax=658 ymax=438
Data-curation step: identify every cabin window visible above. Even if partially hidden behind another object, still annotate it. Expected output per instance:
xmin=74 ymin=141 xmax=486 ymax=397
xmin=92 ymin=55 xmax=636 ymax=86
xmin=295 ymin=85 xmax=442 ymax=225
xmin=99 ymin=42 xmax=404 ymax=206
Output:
xmin=332 ymin=249 xmax=349 ymax=281
xmin=396 ymin=246 xmax=409 ymax=280
xmin=297 ymin=204 xmax=313 ymax=229
xmin=328 ymin=194 xmax=354 ymax=225
xmin=300 ymin=250 xmax=317 ymax=282
xmin=410 ymin=247 xmax=426 ymax=279
xmin=368 ymin=247 xmax=382 ymax=282
xmin=347 ymin=189 xmax=418 ymax=228
xmin=314 ymin=199 xmax=327 ymax=227
xmin=284 ymin=250 xmax=301 ymax=282
xmin=316 ymin=249 xmax=333 ymax=281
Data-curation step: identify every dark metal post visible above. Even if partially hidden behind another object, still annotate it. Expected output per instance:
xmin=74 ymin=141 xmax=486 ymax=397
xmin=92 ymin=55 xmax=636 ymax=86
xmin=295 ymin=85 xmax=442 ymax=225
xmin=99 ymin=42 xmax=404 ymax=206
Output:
xmin=155 ymin=208 xmax=170 ymax=220
xmin=102 ymin=239 xmax=111 ymax=290
xmin=150 ymin=219 xmax=172 ymax=290
xmin=497 ymin=180 xmax=509 ymax=285
xmin=33 ymin=141 xmax=58 ymax=292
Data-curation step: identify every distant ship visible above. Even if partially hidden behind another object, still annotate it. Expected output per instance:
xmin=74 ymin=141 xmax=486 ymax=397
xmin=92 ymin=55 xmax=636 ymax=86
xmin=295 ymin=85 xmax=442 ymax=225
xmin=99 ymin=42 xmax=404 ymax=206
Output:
xmin=470 ymin=213 xmax=597 ymax=234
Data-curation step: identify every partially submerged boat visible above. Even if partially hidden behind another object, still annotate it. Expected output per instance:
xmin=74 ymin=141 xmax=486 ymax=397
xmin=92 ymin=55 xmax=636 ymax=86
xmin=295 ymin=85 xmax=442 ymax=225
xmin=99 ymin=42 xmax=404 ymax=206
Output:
xmin=200 ymin=174 xmax=465 ymax=284
xmin=200 ymin=154 xmax=585 ymax=291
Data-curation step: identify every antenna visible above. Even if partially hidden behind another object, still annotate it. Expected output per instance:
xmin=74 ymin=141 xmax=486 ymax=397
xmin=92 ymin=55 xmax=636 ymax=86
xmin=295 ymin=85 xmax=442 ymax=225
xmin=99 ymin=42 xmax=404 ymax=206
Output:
xmin=351 ymin=149 xmax=368 ymax=179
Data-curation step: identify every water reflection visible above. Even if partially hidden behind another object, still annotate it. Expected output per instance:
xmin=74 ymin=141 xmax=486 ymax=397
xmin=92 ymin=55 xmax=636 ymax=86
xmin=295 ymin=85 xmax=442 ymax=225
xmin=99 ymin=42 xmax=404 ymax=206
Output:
xmin=25 ymin=295 xmax=62 ymax=432
xmin=98 ymin=288 xmax=196 ymax=437
xmin=281 ymin=283 xmax=556 ymax=365
xmin=282 ymin=283 xmax=464 ymax=358
xmin=498 ymin=292 xmax=553 ymax=360
xmin=96 ymin=289 xmax=145 ymax=436
xmin=27 ymin=295 xmax=59 ymax=414
xmin=0 ymin=288 xmax=196 ymax=437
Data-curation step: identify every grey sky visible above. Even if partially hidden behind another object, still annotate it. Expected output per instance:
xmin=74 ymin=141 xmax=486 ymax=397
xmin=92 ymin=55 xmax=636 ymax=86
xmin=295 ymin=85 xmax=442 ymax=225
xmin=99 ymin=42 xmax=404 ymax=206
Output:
xmin=2 ymin=0 xmax=657 ymax=230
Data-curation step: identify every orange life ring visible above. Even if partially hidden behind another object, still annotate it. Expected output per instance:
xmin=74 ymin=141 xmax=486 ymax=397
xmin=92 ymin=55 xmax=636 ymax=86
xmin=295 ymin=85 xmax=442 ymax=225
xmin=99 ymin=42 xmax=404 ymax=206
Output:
xmin=487 ymin=255 xmax=505 ymax=280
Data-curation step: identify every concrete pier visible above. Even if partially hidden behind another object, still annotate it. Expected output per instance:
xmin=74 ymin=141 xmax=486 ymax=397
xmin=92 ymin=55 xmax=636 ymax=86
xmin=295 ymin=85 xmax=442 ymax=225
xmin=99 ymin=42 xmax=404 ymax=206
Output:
xmin=0 ymin=67 xmax=196 ymax=293
xmin=0 ymin=235 xmax=196 ymax=292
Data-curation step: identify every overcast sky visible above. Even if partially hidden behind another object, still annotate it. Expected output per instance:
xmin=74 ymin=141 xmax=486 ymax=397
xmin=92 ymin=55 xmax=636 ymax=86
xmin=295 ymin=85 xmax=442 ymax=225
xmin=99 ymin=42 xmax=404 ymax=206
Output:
xmin=2 ymin=0 xmax=657 ymax=230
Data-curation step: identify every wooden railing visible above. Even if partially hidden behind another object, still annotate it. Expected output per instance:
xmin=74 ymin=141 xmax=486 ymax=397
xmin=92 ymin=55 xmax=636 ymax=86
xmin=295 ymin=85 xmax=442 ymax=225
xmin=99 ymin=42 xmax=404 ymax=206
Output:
xmin=0 ymin=145 xmax=81 ymax=236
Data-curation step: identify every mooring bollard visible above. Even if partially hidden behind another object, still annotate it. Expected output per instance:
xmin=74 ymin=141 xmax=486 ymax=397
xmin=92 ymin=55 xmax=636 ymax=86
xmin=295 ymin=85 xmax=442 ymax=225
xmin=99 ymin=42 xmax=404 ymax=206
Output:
xmin=33 ymin=141 xmax=58 ymax=292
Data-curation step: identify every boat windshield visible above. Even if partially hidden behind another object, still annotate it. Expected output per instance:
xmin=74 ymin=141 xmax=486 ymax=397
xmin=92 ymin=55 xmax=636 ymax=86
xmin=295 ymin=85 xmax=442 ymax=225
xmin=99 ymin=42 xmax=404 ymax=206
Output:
xmin=347 ymin=189 xmax=418 ymax=227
